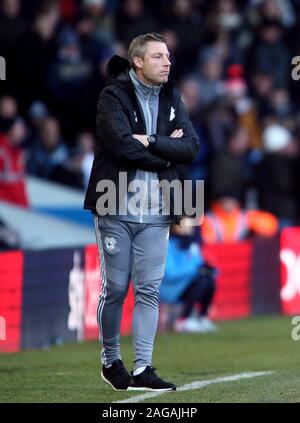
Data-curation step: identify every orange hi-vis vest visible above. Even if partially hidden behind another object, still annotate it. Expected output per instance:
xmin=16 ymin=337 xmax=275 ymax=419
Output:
xmin=202 ymin=203 xmax=278 ymax=244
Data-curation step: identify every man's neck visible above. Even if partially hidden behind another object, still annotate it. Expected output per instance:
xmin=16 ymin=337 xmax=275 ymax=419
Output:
xmin=133 ymin=69 xmax=156 ymax=87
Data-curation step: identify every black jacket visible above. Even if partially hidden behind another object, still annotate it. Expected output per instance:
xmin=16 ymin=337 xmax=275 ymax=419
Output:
xmin=84 ymin=55 xmax=200 ymax=222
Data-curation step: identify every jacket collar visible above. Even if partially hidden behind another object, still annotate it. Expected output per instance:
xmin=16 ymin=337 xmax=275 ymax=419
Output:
xmin=105 ymin=55 xmax=174 ymax=99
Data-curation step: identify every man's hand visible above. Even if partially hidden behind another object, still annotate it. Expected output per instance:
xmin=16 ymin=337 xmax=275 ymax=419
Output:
xmin=170 ymin=129 xmax=183 ymax=138
xmin=133 ymin=134 xmax=149 ymax=147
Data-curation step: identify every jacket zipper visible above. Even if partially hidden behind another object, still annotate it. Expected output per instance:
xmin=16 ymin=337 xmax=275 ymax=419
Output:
xmin=141 ymin=90 xmax=153 ymax=223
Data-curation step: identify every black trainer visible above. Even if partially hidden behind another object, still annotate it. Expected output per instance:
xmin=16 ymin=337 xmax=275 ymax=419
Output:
xmin=101 ymin=359 xmax=131 ymax=391
xmin=128 ymin=366 xmax=176 ymax=391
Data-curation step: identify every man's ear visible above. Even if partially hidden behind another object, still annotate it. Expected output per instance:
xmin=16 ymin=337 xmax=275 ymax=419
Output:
xmin=133 ymin=56 xmax=143 ymax=69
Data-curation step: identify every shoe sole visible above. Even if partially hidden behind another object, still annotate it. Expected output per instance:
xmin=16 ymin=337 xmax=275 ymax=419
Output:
xmin=127 ymin=386 xmax=176 ymax=391
xmin=100 ymin=371 xmax=129 ymax=391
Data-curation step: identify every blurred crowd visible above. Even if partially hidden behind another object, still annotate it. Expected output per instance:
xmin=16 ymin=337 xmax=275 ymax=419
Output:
xmin=2 ymin=0 xmax=300 ymax=228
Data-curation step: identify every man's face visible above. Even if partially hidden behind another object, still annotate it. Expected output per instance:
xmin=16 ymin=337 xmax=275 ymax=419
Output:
xmin=134 ymin=41 xmax=171 ymax=85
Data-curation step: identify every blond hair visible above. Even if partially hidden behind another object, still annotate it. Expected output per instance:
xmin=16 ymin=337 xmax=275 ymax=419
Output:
xmin=128 ymin=33 xmax=166 ymax=69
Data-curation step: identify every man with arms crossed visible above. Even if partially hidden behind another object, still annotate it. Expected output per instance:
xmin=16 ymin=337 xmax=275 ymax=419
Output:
xmin=84 ymin=33 xmax=200 ymax=391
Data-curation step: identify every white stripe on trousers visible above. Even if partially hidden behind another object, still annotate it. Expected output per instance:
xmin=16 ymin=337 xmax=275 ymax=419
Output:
xmin=94 ymin=216 xmax=108 ymax=366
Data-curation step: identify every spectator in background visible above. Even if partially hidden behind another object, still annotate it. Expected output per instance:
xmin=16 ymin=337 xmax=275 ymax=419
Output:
xmin=247 ymin=18 xmax=291 ymax=88
xmin=208 ymin=125 xmax=253 ymax=205
xmin=175 ymin=78 xmax=211 ymax=207
xmin=161 ymin=0 xmax=204 ymax=77
xmin=115 ymin=0 xmax=158 ymax=46
xmin=204 ymin=98 xmax=237 ymax=153
xmin=202 ymin=192 xmax=278 ymax=244
xmin=249 ymin=68 xmax=274 ymax=119
xmin=267 ymin=86 xmax=295 ymax=121
xmin=27 ymin=101 xmax=50 ymax=136
xmin=82 ymin=0 xmax=115 ymax=46
xmin=27 ymin=117 xmax=68 ymax=180
xmin=73 ymin=8 xmax=116 ymax=131
xmin=0 ymin=0 xmax=27 ymax=60
xmin=160 ymin=217 xmax=217 ymax=333
xmin=0 ymin=96 xmax=19 ymax=132
xmin=81 ymin=47 xmax=115 ymax=132
xmin=74 ymin=9 xmax=107 ymax=64
xmin=13 ymin=0 xmax=60 ymax=110
xmin=206 ymin=0 xmax=244 ymax=47
xmin=47 ymin=26 xmax=93 ymax=138
xmin=256 ymin=123 xmax=299 ymax=227
xmin=254 ymin=0 xmax=296 ymax=29
xmin=179 ymin=77 xmax=210 ymax=182
xmin=0 ymin=118 xmax=29 ymax=207
xmin=192 ymin=50 xmax=224 ymax=107
xmin=181 ymin=77 xmax=203 ymax=114
xmin=224 ymin=64 xmax=262 ymax=150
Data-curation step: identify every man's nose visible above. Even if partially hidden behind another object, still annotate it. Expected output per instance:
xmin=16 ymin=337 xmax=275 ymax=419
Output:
xmin=164 ymin=57 xmax=171 ymax=66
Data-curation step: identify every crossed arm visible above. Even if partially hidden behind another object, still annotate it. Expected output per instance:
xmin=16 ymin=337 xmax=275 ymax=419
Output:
xmin=97 ymin=89 xmax=199 ymax=171
xmin=133 ymin=129 xmax=183 ymax=147
xmin=133 ymin=96 xmax=200 ymax=165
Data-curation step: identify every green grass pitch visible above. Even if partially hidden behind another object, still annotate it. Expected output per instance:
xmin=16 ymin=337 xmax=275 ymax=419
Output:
xmin=0 ymin=316 xmax=299 ymax=403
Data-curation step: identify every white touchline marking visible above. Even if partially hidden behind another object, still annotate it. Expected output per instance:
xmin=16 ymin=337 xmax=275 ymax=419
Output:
xmin=114 ymin=371 xmax=274 ymax=403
